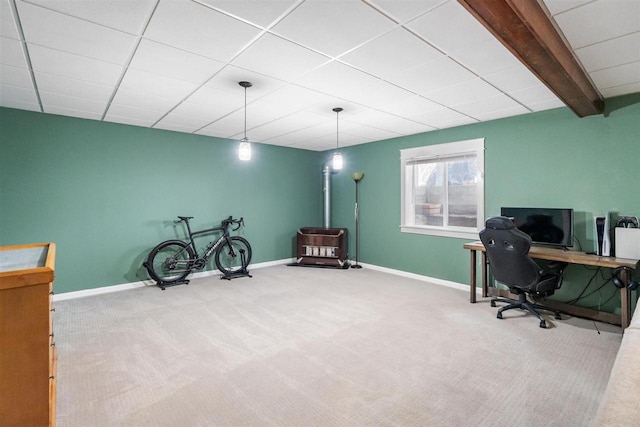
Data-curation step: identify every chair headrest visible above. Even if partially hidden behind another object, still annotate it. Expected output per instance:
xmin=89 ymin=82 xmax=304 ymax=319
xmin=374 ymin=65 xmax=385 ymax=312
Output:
xmin=485 ymin=216 xmax=516 ymax=230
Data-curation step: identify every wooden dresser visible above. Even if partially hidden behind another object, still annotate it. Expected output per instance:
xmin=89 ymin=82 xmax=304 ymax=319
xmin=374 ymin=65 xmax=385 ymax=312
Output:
xmin=0 ymin=243 xmax=57 ymax=426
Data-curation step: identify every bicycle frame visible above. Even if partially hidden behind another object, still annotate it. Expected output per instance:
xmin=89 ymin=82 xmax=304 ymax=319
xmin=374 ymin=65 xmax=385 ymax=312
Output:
xmin=181 ymin=219 xmax=233 ymax=263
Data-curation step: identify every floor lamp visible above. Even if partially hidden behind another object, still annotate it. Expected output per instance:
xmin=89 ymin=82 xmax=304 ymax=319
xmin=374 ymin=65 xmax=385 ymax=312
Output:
xmin=350 ymin=172 xmax=364 ymax=269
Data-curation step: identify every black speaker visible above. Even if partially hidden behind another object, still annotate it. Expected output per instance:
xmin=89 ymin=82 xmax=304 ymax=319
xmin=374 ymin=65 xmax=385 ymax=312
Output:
xmin=612 ymin=260 xmax=640 ymax=290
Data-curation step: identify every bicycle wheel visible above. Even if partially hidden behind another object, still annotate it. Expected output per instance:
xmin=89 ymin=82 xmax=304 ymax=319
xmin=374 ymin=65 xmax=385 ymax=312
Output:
xmin=214 ymin=236 xmax=252 ymax=276
xmin=146 ymin=240 xmax=195 ymax=283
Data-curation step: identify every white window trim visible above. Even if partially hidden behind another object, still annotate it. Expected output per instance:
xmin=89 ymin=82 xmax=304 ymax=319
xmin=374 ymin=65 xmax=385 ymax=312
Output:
xmin=400 ymin=138 xmax=485 ymax=239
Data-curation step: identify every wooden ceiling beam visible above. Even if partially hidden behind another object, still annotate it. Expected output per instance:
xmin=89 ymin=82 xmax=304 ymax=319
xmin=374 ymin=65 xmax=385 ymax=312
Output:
xmin=458 ymin=0 xmax=604 ymax=117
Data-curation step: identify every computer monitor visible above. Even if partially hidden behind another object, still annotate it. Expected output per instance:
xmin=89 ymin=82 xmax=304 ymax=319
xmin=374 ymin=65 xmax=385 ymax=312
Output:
xmin=500 ymin=207 xmax=574 ymax=248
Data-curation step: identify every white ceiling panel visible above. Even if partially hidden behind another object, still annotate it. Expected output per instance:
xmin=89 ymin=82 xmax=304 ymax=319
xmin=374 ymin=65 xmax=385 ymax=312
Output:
xmin=129 ymin=39 xmax=225 ymax=84
xmin=119 ymin=68 xmax=199 ymax=101
xmin=1 ymin=0 xmax=637 ymax=151
xmin=0 ymin=83 xmax=37 ymax=104
xmin=589 ymin=61 xmax=640 ymax=90
xmin=144 ymin=0 xmax=261 ymax=62
xmin=0 ymin=64 xmax=32 ymax=88
xmin=0 ymin=36 xmax=27 ymax=68
xmin=23 ymin=0 xmax=157 ymax=35
xmin=272 ymin=0 xmax=396 ymax=57
xmin=340 ymin=27 xmax=442 ymax=79
xmin=231 ymin=33 xmax=329 ymax=81
xmin=424 ymin=78 xmax=502 ymax=107
xmin=388 ymin=56 xmax=477 ymax=94
xmin=39 ymin=91 xmax=107 ymax=115
xmin=551 ymin=0 xmax=640 ymax=50
xmin=366 ymin=0 xmax=448 ymax=24
xmin=198 ymin=0 xmax=300 ymax=28
xmin=27 ymin=44 xmax=124 ymax=86
xmin=575 ymin=32 xmax=640 ymax=72
xmin=110 ymin=88 xmax=179 ymax=113
xmin=106 ymin=103 xmax=166 ymax=123
xmin=406 ymin=1 xmax=494 ymax=55
xmin=16 ymin=1 xmax=138 ymax=65
xmin=34 ymin=72 xmax=113 ymax=103
xmin=1 ymin=0 xmax=20 ymax=39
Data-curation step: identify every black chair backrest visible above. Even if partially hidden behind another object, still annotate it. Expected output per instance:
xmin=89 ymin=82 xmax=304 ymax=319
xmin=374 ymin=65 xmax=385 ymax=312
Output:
xmin=479 ymin=216 xmax=540 ymax=289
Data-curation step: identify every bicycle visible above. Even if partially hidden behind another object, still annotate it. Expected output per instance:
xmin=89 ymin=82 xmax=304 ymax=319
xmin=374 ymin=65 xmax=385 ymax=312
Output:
xmin=143 ymin=215 xmax=252 ymax=289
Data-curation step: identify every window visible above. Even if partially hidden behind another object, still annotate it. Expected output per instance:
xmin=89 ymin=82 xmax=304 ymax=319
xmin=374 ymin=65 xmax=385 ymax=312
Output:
xmin=400 ymin=138 xmax=484 ymax=239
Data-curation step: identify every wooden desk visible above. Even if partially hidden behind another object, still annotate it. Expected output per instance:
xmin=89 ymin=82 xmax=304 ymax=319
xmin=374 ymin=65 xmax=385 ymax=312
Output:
xmin=464 ymin=241 xmax=638 ymax=329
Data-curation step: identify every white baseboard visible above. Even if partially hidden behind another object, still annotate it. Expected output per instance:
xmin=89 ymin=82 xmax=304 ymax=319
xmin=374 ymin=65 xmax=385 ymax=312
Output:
xmin=54 ymin=258 xmax=478 ymax=301
xmin=354 ymin=261 xmax=480 ymax=296
xmin=53 ymin=258 xmax=294 ymax=302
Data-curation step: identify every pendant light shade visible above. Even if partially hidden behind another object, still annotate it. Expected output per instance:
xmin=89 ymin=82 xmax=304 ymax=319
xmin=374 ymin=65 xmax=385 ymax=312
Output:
xmin=332 ymin=107 xmax=343 ymax=170
xmin=238 ymin=81 xmax=252 ymax=161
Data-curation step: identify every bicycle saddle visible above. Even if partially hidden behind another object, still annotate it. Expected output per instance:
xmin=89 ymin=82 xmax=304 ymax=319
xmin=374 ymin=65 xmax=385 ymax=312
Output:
xmin=177 ymin=216 xmax=193 ymax=221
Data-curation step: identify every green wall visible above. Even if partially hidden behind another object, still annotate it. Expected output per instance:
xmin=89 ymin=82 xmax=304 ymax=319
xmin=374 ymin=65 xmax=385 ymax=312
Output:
xmin=329 ymin=93 xmax=640 ymax=313
xmin=0 ymin=107 xmax=323 ymax=293
xmin=2 ymin=93 xmax=639 ymax=309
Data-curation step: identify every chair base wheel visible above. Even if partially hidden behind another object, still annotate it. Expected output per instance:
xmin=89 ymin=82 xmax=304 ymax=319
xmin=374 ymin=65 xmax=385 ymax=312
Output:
xmin=491 ymin=300 xmax=496 ymax=307
xmin=555 ymin=312 xmax=561 ymax=320
xmin=497 ymin=312 xmax=503 ymax=319
xmin=540 ymin=320 xmax=547 ymax=328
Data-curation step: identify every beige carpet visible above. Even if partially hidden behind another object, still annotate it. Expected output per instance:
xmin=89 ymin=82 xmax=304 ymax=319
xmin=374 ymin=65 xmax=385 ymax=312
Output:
xmin=54 ymin=265 xmax=621 ymax=426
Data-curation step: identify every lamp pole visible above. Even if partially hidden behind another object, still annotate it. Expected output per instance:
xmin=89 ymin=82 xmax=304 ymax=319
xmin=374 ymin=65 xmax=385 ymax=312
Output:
xmin=350 ymin=172 xmax=364 ymax=269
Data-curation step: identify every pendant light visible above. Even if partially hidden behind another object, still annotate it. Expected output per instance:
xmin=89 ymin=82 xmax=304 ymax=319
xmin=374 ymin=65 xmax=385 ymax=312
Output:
xmin=238 ymin=81 xmax=252 ymax=161
xmin=332 ymin=107 xmax=343 ymax=170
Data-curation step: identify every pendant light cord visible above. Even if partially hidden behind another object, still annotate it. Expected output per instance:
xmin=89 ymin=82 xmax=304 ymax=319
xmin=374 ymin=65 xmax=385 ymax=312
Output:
xmin=244 ymin=86 xmax=247 ymax=140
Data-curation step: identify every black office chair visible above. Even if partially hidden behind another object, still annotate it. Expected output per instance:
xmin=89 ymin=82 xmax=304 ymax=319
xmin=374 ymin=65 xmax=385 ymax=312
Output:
xmin=479 ymin=216 xmax=568 ymax=328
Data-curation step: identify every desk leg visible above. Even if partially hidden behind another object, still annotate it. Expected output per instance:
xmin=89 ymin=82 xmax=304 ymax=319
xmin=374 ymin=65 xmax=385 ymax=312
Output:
xmin=481 ymin=252 xmax=488 ymax=298
xmin=469 ymin=249 xmax=477 ymax=303
xmin=621 ymin=268 xmax=631 ymax=330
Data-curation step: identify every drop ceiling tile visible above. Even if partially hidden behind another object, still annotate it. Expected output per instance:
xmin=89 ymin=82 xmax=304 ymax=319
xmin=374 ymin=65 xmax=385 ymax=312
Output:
xmin=590 ymin=61 xmax=640 ymax=89
xmin=271 ymin=0 xmax=396 ymax=57
xmin=452 ymin=93 xmax=526 ymax=118
xmin=28 ymin=44 xmax=124 ymax=86
xmin=0 ymin=0 xmax=19 ymax=39
xmin=542 ymin=0 xmax=592 ymax=16
xmin=423 ymin=78 xmax=502 ymax=107
xmin=406 ymin=1 xmax=494 ymax=55
xmin=454 ymin=37 xmax=522 ymax=76
xmin=526 ymin=97 xmax=566 ymax=112
xmin=39 ymin=91 xmax=107 ymax=114
xmin=407 ymin=106 xmax=476 ymax=128
xmin=482 ymin=65 xmax=542 ymax=93
xmin=103 ymin=115 xmax=156 ymax=128
xmin=0 ymin=37 xmax=28 ymax=68
xmin=471 ymin=105 xmax=531 ymax=122
xmin=346 ymin=79 xmax=416 ymax=110
xmin=245 ymin=99 xmax=299 ymax=127
xmin=44 ymin=105 xmax=102 ymax=120
xmin=345 ymin=125 xmax=402 ymax=142
xmin=552 ymin=0 xmax=640 ymax=50
xmin=144 ymin=0 xmax=261 ymax=62
xmin=205 ymin=65 xmax=287 ymax=97
xmin=156 ymin=112 xmax=213 ymax=131
xmin=198 ymin=0 xmax=299 ymax=28
xmin=0 ymin=64 xmax=32 ymax=88
xmin=294 ymin=61 xmax=380 ymax=99
xmin=0 ymin=83 xmax=38 ymax=104
xmin=340 ymin=27 xmax=443 ymax=79
xmin=387 ymin=56 xmax=477 ymax=94
xmin=0 ymin=97 xmax=39 ymax=111
xmin=508 ymin=84 xmax=560 ymax=107
xmin=197 ymin=118 xmax=240 ymax=138
xmin=130 ymin=39 xmax=225 ymax=84
xmin=258 ymin=84 xmax=337 ymax=110
xmin=575 ymin=32 xmax=640 ymax=72
xmin=34 ymin=72 xmax=113 ymax=103
xmin=105 ymin=103 xmax=166 ymax=126
xmin=17 ymin=1 xmax=138 ymax=65
xmin=366 ymin=0 xmax=448 ymax=24
xmin=231 ymin=33 xmax=329 ymax=81
xmin=153 ymin=121 xmax=199 ymax=134
xmin=378 ymin=94 xmax=442 ymax=117
xmin=599 ymin=81 xmax=640 ymax=98
xmin=110 ymin=88 xmax=179 ymax=112
xmin=249 ymin=110 xmax=330 ymax=140
xmin=24 ymin=0 xmax=157 ymax=34
xmin=119 ymin=68 xmax=200 ymax=101
xmin=181 ymin=85 xmax=243 ymax=118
